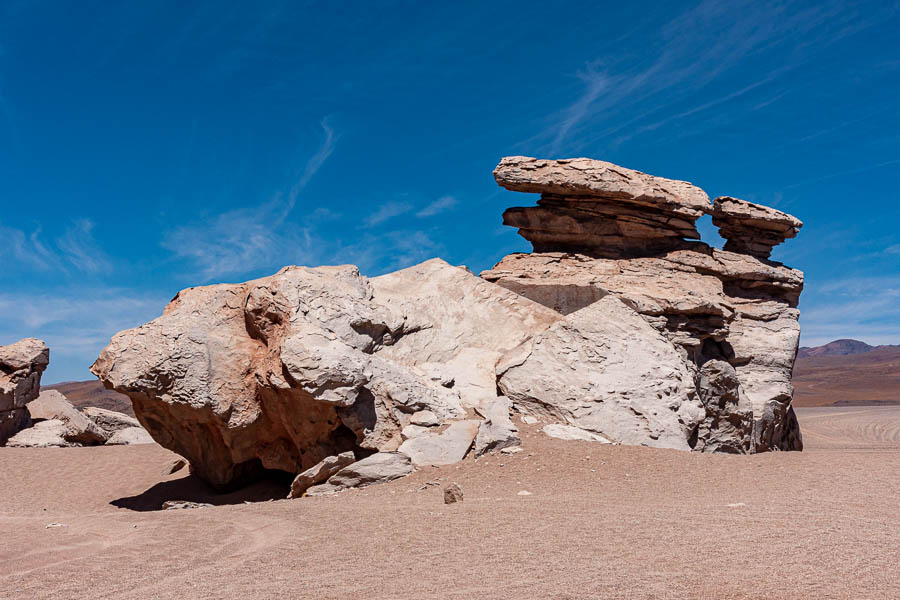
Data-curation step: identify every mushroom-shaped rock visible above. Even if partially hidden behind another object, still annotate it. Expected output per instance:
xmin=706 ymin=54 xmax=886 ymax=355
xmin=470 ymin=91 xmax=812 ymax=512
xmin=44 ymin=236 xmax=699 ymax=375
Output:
xmin=0 ymin=338 xmax=50 ymax=445
xmin=712 ymin=196 xmax=802 ymax=259
xmin=494 ymin=156 xmax=711 ymax=256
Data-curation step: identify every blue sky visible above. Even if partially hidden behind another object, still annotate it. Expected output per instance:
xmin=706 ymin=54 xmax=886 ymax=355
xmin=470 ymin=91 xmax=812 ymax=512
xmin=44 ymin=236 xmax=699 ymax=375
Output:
xmin=2 ymin=0 xmax=899 ymax=383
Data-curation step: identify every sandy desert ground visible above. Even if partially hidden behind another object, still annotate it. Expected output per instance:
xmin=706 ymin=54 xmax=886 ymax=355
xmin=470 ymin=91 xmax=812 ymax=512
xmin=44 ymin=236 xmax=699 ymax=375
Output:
xmin=2 ymin=407 xmax=898 ymax=600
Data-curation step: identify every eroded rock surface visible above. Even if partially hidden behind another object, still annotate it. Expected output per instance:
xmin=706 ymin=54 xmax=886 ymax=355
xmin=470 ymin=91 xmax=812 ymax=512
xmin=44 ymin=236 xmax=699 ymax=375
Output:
xmin=27 ymin=390 xmax=109 ymax=445
xmin=82 ymin=406 xmax=141 ymax=433
xmin=712 ymin=196 xmax=802 ymax=259
xmin=484 ymin=156 xmax=804 ymax=453
xmin=92 ymin=260 xmax=550 ymax=489
xmin=494 ymin=156 xmax=709 ymax=256
xmin=305 ymin=452 xmax=414 ymax=495
xmin=0 ymin=338 xmax=49 ymax=445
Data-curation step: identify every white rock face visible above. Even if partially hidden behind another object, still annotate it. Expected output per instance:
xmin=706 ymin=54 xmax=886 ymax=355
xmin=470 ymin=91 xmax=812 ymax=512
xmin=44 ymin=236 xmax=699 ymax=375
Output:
xmin=473 ymin=396 xmax=520 ymax=455
xmin=398 ymin=420 xmax=480 ymax=466
xmin=288 ymin=451 xmax=356 ymax=498
xmin=7 ymin=419 xmax=69 ymax=447
xmin=105 ymin=427 xmax=155 ymax=445
xmin=26 ymin=390 xmax=109 ymax=446
xmin=541 ymin=424 xmax=611 ymax=443
xmin=500 ymin=297 xmax=703 ymax=450
xmin=306 ymin=452 xmax=414 ymax=495
xmin=371 ymin=259 xmax=560 ymax=409
xmin=0 ymin=338 xmax=49 ymax=445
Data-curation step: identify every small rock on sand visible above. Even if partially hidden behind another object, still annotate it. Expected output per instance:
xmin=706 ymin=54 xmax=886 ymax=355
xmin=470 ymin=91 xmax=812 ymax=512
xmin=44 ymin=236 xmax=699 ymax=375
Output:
xmin=162 ymin=457 xmax=188 ymax=476
xmin=443 ymin=483 xmax=463 ymax=504
xmin=162 ymin=500 xmax=213 ymax=510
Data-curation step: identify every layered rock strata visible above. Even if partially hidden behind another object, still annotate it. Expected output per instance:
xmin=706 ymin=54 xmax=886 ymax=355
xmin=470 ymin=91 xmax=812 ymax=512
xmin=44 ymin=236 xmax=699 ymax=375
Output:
xmin=484 ymin=156 xmax=804 ymax=453
xmin=0 ymin=338 xmax=49 ymax=445
xmin=494 ymin=156 xmax=710 ymax=257
xmin=712 ymin=196 xmax=803 ymax=259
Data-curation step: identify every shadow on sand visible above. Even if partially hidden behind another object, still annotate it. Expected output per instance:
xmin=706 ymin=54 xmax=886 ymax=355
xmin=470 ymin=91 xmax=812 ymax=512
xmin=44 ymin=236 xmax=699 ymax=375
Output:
xmin=111 ymin=472 xmax=291 ymax=512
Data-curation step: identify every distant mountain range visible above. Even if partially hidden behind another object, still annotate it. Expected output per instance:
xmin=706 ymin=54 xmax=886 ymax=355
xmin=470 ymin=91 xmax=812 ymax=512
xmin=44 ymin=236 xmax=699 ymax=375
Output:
xmin=798 ymin=339 xmax=878 ymax=358
xmin=793 ymin=340 xmax=900 ymax=407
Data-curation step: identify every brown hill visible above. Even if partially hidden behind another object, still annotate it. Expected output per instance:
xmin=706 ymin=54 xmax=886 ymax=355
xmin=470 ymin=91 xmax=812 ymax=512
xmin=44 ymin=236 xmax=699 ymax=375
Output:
xmin=797 ymin=338 xmax=874 ymax=358
xmin=42 ymin=380 xmax=134 ymax=417
xmin=792 ymin=345 xmax=900 ymax=407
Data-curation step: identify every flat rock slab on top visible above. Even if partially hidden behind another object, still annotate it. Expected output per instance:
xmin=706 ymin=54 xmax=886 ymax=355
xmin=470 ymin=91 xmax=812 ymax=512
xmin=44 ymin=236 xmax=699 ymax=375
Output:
xmin=712 ymin=196 xmax=803 ymax=259
xmin=494 ymin=157 xmax=714 ymax=256
xmin=493 ymin=156 xmax=710 ymax=215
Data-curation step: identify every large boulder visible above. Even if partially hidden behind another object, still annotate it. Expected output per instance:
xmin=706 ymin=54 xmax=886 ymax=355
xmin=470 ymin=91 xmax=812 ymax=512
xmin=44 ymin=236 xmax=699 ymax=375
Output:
xmin=91 ymin=260 xmax=552 ymax=489
xmin=0 ymin=338 xmax=49 ymax=445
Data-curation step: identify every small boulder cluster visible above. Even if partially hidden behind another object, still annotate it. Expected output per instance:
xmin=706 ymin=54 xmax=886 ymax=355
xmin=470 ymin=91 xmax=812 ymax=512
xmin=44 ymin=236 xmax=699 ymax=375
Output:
xmin=1 ymin=338 xmax=153 ymax=448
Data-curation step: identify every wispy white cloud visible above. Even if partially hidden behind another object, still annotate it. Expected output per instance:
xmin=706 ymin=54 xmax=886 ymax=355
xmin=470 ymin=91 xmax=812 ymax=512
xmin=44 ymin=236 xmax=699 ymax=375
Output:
xmin=162 ymin=205 xmax=317 ymax=281
xmin=538 ymin=0 xmax=891 ymax=155
xmin=0 ymin=218 xmax=112 ymax=275
xmin=885 ymin=244 xmax=900 ymax=255
xmin=0 ymin=288 xmax=168 ymax=382
xmin=363 ymin=201 xmax=413 ymax=228
xmin=330 ymin=229 xmax=443 ymax=276
xmin=277 ymin=117 xmax=337 ymax=224
xmin=800 ymin=274 xmax=900 ymax=346
xmin=416 ymin=195 xmax=457 ymax=218
xmin=162 ymin=119 xmax=336 ymax=281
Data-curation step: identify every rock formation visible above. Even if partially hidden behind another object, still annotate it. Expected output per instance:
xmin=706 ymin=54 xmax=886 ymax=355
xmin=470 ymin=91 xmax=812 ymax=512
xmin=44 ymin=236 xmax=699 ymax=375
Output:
xmin=0 ymin=338 xmax=49 ymax=445
xmin=90 ymin=155 xmax=806 ymax=494
xmin=712 ymin=196 xmax=802 ymax=259
xmin=26 ymin=390 xmax=109 ymax=445
xmin=484 ymin=156 xmax=804 ymax=453
xmin=7 ymin=389 xmax=153 ymax=447
xmin=494 ymin=156 xmax=709 ymax=256
xmin=91 ymin=259 xmax=551 ymax=489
